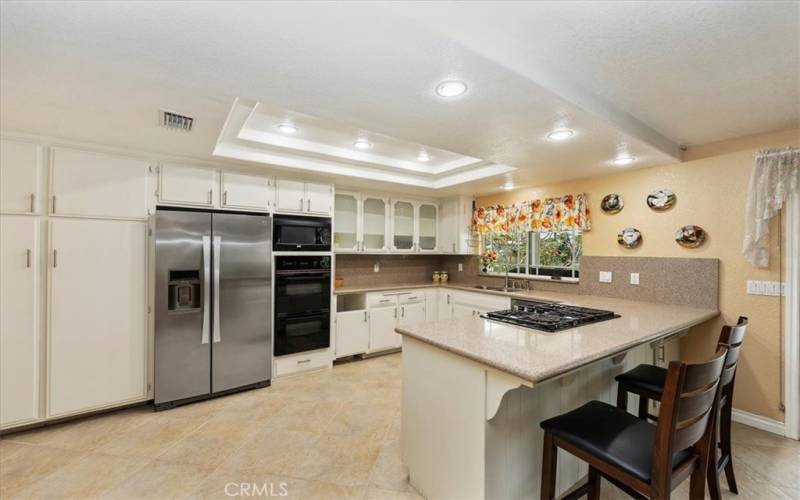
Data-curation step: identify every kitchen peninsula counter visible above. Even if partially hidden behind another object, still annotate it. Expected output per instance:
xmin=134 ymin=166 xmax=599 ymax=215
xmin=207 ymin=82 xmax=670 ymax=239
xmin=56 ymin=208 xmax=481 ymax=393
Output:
xmin=396 ymin=295 xmax=718 ymax=500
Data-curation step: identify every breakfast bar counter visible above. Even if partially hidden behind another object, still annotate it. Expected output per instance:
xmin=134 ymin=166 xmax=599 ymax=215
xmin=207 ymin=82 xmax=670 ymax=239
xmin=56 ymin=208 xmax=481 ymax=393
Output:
xmin=395 ymin=296 xmax=718 ymax=500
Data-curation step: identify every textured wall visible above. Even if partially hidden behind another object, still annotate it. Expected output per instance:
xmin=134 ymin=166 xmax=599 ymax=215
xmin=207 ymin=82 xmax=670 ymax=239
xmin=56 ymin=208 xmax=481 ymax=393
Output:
xmin=476 ymin=128 xmax=799 ymax=422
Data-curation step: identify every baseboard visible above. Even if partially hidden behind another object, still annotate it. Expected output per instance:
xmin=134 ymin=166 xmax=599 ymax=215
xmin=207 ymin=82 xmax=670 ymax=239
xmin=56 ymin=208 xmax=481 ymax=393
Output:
xmin=732 ymin=408 xmax=786 ymax=436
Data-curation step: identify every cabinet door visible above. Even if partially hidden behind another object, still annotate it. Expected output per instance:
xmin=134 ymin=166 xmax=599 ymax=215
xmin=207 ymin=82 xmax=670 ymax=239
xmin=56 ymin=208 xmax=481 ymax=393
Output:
xmin=334 ymin=192 xmax=360 ymax=251
xmin=221 ymin=172 xmax=270 ymax=211
xmin=49 ymin=219 xmax=147 ymax=417
xmin=452 ymin=303 xmax=476 ymax=318
xmin=369 ymin=306 xmax=398 ymax=352
xmin=438 ymin=292 xmax=453 ymax=320
xmin=418 ymin=203 xmax=438 ymax=251
xmin=362 ymin=196 xmax=388 ymax=251
xmin=51 ymin=147 xmax=150 ymax=219
xmin=159 ymin=163 xmax=216 ymax=207
xmin=0 ymin=139 xmax=43 ymax=214
xmin=306 ymin=182 xmax=333 ymax=216
xmin=438 ymin=198 xmax=458 ymax=254
xmin=0 ymin=216 xmax=40 ymax=427
xmin=335 ymin=310 xmax=370 ymax=358
xmin=399 ymin=302 xmax=426 ymax=328
xmin=424 ymin=289 xmax=439 ymax=322
xmin=392 ymin=200 xmax=415 ymax=251
xmin=275 ymin=179 xmax=306 ymax=212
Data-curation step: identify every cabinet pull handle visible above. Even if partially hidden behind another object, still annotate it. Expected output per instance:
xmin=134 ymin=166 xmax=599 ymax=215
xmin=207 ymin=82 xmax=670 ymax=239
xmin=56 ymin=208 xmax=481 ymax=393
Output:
xmin=307 ymin=199 xmax=311 ymax=211
xmin=30 ymin=194 xmax=35 ymax=213
xmin=394 ymin=308 xmax=397 ymax=318
xmin=452 ymin=243 xmax=456 ymax=253
xmin=297 ymin=359 xmax=311 ymax=364
xmin=300 ymin=198 xmax=304 ymax=211
xmin=364 ymin=311 xmax=368 ymax=322
xmin=51 ymin=195 xmax=56 ymax=213
xmin=401 ymin=306 xmax=405 ymax=317
xmin=52 ymin=249 xmax=57 ymax=268
xmin=658 ymin=345 xmax=665 ymax=362
xmin=223 ymin=191 xmax=228 ymax=205
xmin=207 ymin=189 xmax=213 ymax=204
xmin=26 ymin=249 xmax=31 ymax=268
xmin=447 ymin=295 xmax=450 ymax=305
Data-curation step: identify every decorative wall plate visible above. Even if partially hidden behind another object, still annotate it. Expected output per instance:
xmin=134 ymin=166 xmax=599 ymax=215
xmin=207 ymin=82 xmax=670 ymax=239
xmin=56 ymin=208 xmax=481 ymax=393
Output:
xmin=617 ymin=228 xmax=642 ymax=248
xmin=601 ymin=193 xmax=624 ymax=214
xmin=675 ymin=225 xmax=706 ymax=248
xmin=647 ymin=189 xmax=676 ymax=211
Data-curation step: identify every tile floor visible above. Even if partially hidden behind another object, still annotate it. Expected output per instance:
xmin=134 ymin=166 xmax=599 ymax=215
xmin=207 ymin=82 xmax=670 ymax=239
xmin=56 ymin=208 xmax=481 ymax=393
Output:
xmin=1 ymin=353 xmax=798 ymax=499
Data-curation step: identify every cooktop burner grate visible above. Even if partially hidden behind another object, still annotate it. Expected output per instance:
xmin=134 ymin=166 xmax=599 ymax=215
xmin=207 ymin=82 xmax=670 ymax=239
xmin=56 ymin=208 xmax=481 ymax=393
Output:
xmin=481 ymin=299 xmax=620 ymax=332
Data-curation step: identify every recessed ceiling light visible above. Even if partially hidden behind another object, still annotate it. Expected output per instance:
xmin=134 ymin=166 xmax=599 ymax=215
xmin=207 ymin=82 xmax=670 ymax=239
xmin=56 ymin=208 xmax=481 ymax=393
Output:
xmin=502 ymin=183 xmax=515 ymax=190
xmin=277 ymin=123 xmax=298 ymax=134
xmin=354 ymin=138 xmax=372 ymax=150
xmin=546 ymin=128 xmax=574 ymax=141
xmin=612 ymin=155 xmax=636 ymax=166
xmin=435 ymin=80 xmax=468 ymax=98
xmin=417 ymin=151 xmax=430 ymax=162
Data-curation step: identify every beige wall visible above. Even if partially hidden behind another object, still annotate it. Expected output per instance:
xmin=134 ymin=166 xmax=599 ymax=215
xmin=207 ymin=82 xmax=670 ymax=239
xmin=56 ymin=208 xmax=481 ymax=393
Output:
xmin=477 ymin=128 xmax=799 ymax=422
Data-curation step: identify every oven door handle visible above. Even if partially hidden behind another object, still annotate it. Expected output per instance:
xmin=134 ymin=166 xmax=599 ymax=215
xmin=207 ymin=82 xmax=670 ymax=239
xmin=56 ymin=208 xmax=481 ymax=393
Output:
xmin=275 ymin=271 xmax=331 ymax=277
xmin=277 ymin=312 xmax=330 ymax=322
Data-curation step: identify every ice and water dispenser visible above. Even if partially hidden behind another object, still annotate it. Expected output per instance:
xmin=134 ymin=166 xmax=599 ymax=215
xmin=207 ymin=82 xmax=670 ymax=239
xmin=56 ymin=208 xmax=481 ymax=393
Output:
xmin=167 ymin=270 xmax=201 ymax=312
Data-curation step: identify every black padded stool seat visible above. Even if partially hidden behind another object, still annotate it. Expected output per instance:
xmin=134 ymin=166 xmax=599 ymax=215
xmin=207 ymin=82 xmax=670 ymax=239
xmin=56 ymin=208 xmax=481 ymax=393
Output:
xmin=615 ymin=364 xmax=667 ymax=395
xmin=540 ymin=401 xmax=691 ymax=482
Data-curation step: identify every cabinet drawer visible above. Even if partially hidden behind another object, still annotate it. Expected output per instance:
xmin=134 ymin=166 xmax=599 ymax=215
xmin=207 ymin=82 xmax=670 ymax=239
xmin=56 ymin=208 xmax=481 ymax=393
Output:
xmin=274 ymin=349 xmax=331 ymax=377
xmin=367 ymin=293 xmax=399 ymax=308
xmin=398 ymin=292 xmax=425 ymax=305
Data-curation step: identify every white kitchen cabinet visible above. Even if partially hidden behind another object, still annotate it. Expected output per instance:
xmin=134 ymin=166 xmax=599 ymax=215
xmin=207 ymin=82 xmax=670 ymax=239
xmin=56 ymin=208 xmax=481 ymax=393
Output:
xmin=438 ymin=290 xmax=454 ymax=320
xmin=424 ymin=289 xmax=439 ymax=322
xmin=335 ymin=309 xmax=370 ymax=358
xmin=275 ymin=179 xmax=333 ymax=216
xmin=398 ymin=301 xmax=426 ymax=328
xmin=391 ymin=200 xmax=416 ymax=252
xmin=452 ymin=303 xmax=477 ymax=318
xmin=0 ymin=216 xmax=40 ymax=428
xmin=362 ymin=196 xmax=389 ymax=251
xmin=334 ymin=192 xmax=361 ymax=251
xmin=306 ymin=182 xmax=333 ymax=215
xmin=48 ymin=218 xmax=147 ymax=417
xmin=221 ymin=172 xmax=271 ymax=211
xmin=439 ymin=196 xmax=475 ymax=255
xmin=369 ymin=305 xmax=400 ymax=353
xmin=51 ymin=147 xmax=150 ymax=219
xmin=159 ymin=163 xmax=217 ymax=207
xmin=418 ymin=203 xmax=438 ymax=252
xmin=0 ymin=138 xmax=43 ymax=214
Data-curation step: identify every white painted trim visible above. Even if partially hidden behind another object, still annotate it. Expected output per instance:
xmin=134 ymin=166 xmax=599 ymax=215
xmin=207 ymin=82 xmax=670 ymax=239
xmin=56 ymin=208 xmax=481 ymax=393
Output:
xmin=732 ymin=409 xmax=786 ymax=437
xmin=784 ymin=191 xmax=800 ymax=440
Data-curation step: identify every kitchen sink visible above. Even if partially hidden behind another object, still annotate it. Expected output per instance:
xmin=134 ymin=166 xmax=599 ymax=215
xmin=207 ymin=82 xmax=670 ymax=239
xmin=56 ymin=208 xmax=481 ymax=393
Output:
xmin=472 ymin=285 xmax=510 ymax=292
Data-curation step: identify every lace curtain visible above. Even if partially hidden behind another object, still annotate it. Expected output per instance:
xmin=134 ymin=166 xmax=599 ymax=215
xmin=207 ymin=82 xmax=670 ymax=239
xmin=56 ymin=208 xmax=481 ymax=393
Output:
xmin=742 ymin=147 xmax=800 ymax=267
xmin=473 ymin=193 xmax=591 ymax=235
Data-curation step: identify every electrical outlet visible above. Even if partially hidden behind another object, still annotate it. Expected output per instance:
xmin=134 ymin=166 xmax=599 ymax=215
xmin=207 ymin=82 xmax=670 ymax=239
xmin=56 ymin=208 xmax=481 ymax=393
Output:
xmin=630 ymin=273 xmax=640 ymax=285
xmin=599 ymin=271 xmax=612 ymax=283
xmin=747 ymin=280 xmax=785 ymax=296
xmin=458 ymin=263 xmax=463 ymax=272
xmin=373 ymin=262 xmax=380 ymax=273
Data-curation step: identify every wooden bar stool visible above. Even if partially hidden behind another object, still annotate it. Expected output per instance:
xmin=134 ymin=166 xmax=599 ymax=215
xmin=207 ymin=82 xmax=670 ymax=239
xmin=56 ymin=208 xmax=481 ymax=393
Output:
xmin=540 ymin=347 xmax=728 ymax=500
xmin=616 ymin=317 xmax=748 ymax=497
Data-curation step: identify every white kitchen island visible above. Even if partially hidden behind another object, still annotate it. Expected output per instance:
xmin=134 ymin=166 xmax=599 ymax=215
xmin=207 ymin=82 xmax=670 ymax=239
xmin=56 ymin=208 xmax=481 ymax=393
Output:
xmin=396 ymin=294 xmax=718 ymax=500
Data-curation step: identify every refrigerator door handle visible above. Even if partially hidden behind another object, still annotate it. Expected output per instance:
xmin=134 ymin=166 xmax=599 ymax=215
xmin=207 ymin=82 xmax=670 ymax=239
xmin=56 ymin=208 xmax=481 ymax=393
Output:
xmin=201 ymin=235 xmax=211 ymax=345
xmin=212 ymin=235 xmax=222 ymax=343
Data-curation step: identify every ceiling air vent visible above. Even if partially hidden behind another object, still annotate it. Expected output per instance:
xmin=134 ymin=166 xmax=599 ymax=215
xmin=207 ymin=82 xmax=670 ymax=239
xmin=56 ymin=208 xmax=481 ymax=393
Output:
xmin=159 ymin=109 xmax=194 ymax=132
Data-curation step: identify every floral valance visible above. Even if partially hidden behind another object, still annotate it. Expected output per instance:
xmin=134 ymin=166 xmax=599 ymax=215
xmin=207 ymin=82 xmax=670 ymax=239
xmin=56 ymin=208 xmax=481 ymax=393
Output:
xmin=473 ymin=193 xmax=591 ymax=234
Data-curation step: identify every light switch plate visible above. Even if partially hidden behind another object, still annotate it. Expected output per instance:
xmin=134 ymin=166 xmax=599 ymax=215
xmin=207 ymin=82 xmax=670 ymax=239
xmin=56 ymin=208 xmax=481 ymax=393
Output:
xmin=746 ymin=279 xmax=785 ymax=296
xmin=630 ymin=273 xmax=640 ymax=285
xmin=373 ymin=262 xmax=380 ymax=273
xmin=599 ymin=271 xmax=612 ymax=283
xmin=458 ymin=263 xmax=463 ymax=272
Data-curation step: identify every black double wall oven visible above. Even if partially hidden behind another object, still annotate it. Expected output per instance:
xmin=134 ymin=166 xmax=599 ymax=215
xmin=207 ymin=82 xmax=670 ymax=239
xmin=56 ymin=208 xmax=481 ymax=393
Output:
xmin=273 ymin=255 xmax=331 ymax=356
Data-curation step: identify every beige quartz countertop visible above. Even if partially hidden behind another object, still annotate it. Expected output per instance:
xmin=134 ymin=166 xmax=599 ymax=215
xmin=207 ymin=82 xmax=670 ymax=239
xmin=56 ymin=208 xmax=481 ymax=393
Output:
xmin=394 ymin=293 xmax=719 ymax=385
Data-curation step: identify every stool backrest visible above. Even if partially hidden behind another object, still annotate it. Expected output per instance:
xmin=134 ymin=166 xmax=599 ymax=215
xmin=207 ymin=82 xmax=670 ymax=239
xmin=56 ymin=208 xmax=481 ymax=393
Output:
xmin=651 ymin=347 xmax=728 ymax=488
xmin=718 ymin=316 xmax=748 ymax=388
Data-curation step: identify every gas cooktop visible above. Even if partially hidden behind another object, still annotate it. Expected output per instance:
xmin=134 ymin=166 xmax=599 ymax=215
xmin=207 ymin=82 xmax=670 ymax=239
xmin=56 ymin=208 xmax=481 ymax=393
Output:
xmin=481 ymin=299 xmax=620 ymax=332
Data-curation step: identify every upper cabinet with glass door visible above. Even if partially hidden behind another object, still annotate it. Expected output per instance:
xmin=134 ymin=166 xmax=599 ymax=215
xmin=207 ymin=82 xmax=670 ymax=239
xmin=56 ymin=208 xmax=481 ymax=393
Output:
xmin=362 ymin=197 xmax=388 ymax=252
xmin=334 ymin=192 xmax=360 ymax=252
xmin=417 ymin=203 xmax=438 ymax=252
xmin=391 ymin=200 xmax=415 ymax=252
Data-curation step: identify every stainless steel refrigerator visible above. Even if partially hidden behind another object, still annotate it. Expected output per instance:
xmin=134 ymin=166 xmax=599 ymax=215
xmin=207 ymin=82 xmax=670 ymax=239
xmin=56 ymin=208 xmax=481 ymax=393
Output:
xmin=154 ymin=208 xmax=271 ymax=409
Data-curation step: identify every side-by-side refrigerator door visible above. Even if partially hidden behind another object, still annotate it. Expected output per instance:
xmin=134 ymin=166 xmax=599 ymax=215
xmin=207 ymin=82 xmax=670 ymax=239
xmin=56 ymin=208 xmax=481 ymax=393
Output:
xmin=211 ymin=213 xmax=271 ymax=393
xmin=154 ymin=210 xmax=212 ymax=405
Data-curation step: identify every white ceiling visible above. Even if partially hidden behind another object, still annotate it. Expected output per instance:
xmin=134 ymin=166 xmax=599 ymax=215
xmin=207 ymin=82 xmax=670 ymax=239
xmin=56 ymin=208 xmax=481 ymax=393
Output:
xmin=1 ymin=1 xmax=797 ymax=196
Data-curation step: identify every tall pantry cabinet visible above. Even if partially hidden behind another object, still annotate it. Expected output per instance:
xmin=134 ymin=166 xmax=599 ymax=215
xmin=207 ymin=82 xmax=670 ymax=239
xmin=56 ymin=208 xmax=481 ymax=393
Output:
xmin=0 ymin=138 xmax=150 ymax=430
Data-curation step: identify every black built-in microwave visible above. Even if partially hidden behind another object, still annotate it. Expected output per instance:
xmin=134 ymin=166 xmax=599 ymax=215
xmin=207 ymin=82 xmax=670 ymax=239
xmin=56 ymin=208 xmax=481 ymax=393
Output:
xmin=272 ymin=214 xmax=331 ymax=251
